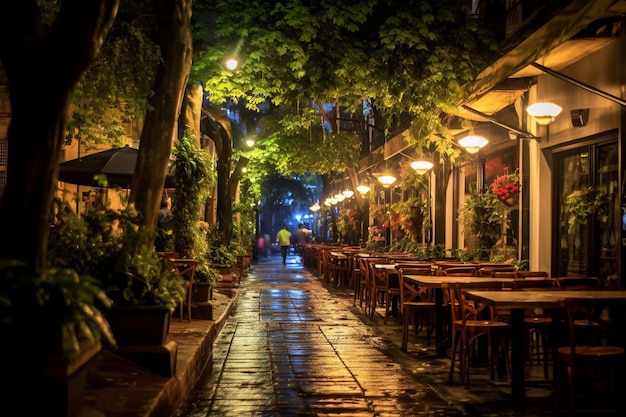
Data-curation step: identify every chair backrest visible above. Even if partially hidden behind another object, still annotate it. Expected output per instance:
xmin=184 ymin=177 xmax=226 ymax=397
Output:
xmin=394 ymin=262 xmax=433 ymax=270
xmin=478 ymin=265 xmax=517 ymax=277
xmin=447 ymin=281 xmax=504 ymax=325
xmin=397 ymin=267 xmax=434 ymax=304
xmin=556 ymin=276 xmax=601 ymax=291
xmin=443 ymin=266 xmax=478 ymax=276
xmin=516 ymin=270 xmax=549 ymax=278
xmin=561 ymin=297 xmax=626 ymax=353
xmin=511 ymin=278 xmax=556 ymax=290
xmin=491 ymin=271 xmax=517 ymax=278
xmin=363 ymin=257 xmax=389 ymax=286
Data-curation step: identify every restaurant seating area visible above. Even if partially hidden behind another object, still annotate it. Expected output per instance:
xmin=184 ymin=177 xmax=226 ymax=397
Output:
xmin=299 ymin=243 xmax=626 ymax=416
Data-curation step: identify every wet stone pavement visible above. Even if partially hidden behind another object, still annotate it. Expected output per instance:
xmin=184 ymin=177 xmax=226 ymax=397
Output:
xmin=173 ymin=254 xmax=555 ymax=417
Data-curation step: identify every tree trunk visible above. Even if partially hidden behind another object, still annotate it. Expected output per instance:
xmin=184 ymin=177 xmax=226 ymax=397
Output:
xmin=0 ymin=1 xmax=118 ymax=268
xmin=201 ymin=105 xmax=233 ymax=245
xmin=130 ymin=0 xmax=193 ymax=236
xmin=433 ymin=155 xmax=452 ymax=246
xmin=179 ymin=82 xmax=203 ymax=145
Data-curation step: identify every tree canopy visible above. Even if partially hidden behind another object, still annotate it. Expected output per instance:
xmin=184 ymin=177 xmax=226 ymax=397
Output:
xmin=193 ymin=0 xmax=498 ymax=151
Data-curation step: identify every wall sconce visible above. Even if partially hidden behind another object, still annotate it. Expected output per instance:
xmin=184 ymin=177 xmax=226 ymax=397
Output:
xmin=526 ymin=102 xmax=562 ymax=125
xmin=570 ymin=108 xmax=589 ymax=127
xmin=342 ymin=190 xmax=354 ymax=198
xmin=410 ymin=160 xmax=434 ymax=175
xmin=356 ymin=185 xmax=371 ymax=194
xmin=458 ymin=135 xmax=488 ymax=154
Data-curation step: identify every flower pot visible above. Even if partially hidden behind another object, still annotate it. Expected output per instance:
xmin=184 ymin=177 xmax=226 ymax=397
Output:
xmin=6 ymin=341 xmax=101 ymax=417
xmin=502 ymin=195 xmax=519 ymax=208
xmin=192 ymin=281 xmax=213 ymax=302
xmin=105 ymin=305 xmax=171 ymax=346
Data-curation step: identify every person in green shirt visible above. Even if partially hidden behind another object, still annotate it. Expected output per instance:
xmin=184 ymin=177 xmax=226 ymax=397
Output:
xmin=276 ymin=224 xmax=292 ymax=266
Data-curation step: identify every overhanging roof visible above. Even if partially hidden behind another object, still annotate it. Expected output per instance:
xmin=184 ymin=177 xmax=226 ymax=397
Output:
xmin=457 ymin=0 xmax=626 ymax=120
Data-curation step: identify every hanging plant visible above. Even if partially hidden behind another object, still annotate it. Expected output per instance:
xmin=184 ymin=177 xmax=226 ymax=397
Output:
xmin=490 ymin=169 xmax=521 ymax=208
xmin=565 ymin=185 xmax=608 ymax=226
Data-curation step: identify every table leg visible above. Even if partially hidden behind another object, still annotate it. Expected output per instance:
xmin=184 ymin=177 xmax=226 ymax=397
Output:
xmin=434 ymin=288 xmax=448 ymax=356
xmin=510 ymin=308 xmax=526 ymax=411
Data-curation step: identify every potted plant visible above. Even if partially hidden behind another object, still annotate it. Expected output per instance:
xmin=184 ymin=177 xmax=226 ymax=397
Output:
xmin=0 ymin=259 xmax=115 ymax=417
xmin=490 ymin=169 xmax=521 ymax=208
xmin=565 ymin=185 xmax=608 ymax=227
xmin=47 ymin=202 xmax=187 ymax=347
xmin=458 ymin=191 xmax=503 ymax=259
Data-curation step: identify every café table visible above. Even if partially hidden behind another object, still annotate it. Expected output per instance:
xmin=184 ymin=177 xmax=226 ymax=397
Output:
xmin=463 ymin=289 xmax=626 ymax=412
xmin=403 ymin=276 xmax=515 ymax=355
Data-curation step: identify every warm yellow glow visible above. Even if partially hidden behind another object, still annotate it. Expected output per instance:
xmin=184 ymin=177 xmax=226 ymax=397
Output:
xmin=310 ymin=203 xmax=321 ymax=212
xmin=458 ymin=135 xmax=488 ymax=154
xmin=526 ymin=102 xmax=562 ymax=125
xmin=245 ymin=138 xmax=255 ymax=147
xmin=356 ymin=185 xmax=371 ymax=194
xmin=410 ymin=160 xmax=434 ymax=175
xmin=225 ymin=58 xmax=239 ymax=70
xmin=334 ymin=194 xmax=346 ymax=202
xmin=342 ymin=190 xmax=354 ymax=198
xmin=377 ymin=174 xmax=397 ymax=187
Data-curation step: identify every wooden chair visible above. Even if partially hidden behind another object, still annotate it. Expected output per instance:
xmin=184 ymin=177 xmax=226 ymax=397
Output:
xmin=331 ymin=252 xmax=352 ymax=287
xmin=555 ymin=297 xmax=626 ymax=416
xmin=171 ymin=258 xmax=201 ymax=322
xmin=443 ymin=265 xmax=478 ymax=276
xmin=516 ymin=270 xmax=549 ymax=279
xmin=478 ymin=265 xmax=517 ymax=277
xmin=447 ymin=281 xmax=510 ymax=387
xmin=368 ymin=260 xmax=394 ymax=320
xmin=397 ymin=267 xmax=436 ymax=351
xmin=511 ymin=278 xmax=558 ymax=378
xmin=556 ymin=276 xmax=601 ymax=291
xmin=355 ymin=257 xmax=387 ymax=310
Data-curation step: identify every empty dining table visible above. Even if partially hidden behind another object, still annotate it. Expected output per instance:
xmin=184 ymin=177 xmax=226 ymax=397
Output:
xmin=403 ymin=276 xmax=515 ymax=355
xmin=464 ymin=289 xmax=626 ymax=412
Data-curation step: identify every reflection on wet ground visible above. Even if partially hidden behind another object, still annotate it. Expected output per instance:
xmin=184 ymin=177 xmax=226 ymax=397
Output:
xmin=173 ymin=255 xmax=556 ymax=417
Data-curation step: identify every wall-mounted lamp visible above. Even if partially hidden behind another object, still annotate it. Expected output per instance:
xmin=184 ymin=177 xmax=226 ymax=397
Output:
xmin=458 ymin=135 xmax=488 ymax=154
xmin=342 ymin=190 xmax=354 ymax=198
xmin=410 ymin=160 xmax=434 ymax=175
xmin=334 ymin=193 xmax=346 ymax=202
xmin=570 ymin=108 xmax=589 ymax=127
xmin=356 ymin=185 xmax=371 ymax=194
xmin=526 ymin=102 xmax=562 ymax=125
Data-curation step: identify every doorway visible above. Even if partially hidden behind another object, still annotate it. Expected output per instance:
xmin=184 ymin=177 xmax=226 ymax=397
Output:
xmin=553 ymin=135 xmax=619 ymax=279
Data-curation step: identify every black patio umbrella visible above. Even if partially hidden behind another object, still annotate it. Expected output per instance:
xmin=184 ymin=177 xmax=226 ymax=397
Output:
xmin=59 ymin=145 xmax=175 ymax=188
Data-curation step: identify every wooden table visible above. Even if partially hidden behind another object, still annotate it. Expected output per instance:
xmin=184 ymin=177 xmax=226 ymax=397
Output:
xmin=404 ymin=276 xmax=515 ymax=355
xmin=464 ymin=290 xmax=626 ymax=412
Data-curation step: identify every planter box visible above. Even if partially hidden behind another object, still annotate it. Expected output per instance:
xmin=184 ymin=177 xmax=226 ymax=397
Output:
xmin=192 ymin=281 xmax=213 ymax=302
xmin=106 ymin=305 xmax=171 ymax=346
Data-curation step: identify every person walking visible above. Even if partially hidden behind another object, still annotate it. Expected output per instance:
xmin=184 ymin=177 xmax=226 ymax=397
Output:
xmin=294 ymin=223 xmax=312 ymax=261
xmin=276 ymin=224 xmax=292 ymax=266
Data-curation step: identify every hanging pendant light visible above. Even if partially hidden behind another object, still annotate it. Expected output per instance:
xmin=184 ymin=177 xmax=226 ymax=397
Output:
xmin=376 ymin=174 xmax=397 ymax=188
xmin=356 ymin=185 xmax=371 ymax=194
xmin=459 ymin=135 xmax=488 ymax=154
xmin=410 ymin=160 xmax=434 ymax=175
xmin=526 ymin=102 xmax=562 ymax=125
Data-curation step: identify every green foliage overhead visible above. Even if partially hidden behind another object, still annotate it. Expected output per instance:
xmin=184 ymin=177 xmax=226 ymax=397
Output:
xmin=66 ymin=0 xmax=160 ymax=147
xmin=193 ymin=0 xmax=497 ymax=148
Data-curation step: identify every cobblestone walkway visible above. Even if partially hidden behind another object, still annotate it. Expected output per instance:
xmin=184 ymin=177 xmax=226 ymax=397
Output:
xmin=173 ymin=255 xmax=555 ymax=417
